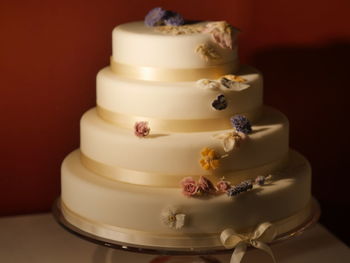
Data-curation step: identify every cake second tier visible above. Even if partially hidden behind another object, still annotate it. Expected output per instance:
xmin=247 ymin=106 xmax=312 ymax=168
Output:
xmin=97 ymin=65 xmax=263 ymax=132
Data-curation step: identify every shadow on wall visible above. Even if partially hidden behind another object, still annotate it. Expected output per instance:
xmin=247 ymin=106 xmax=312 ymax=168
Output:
xmin=249 ymin=41 xmax=350 ymax=245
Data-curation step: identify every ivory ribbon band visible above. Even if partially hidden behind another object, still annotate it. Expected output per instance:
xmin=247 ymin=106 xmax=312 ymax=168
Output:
xmin=96 ymin=106 xmax=261 ymax=133
xmin=110 ymin=58 xmax=239 ymax=82
xmin=60 ymin=199 xmax=315 ymax=249
xmin=80 ymin=152 xmax=288 ymax=187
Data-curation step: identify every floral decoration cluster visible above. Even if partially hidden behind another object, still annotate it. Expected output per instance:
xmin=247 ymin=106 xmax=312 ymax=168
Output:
xmin=180 ymin=176 xmax=216 ymax=197
xmin=196 ymin=75 xmax=249 ymax=92
xmin=195 ymin=21 xmax=236 ymax=61
xmin=145 ymin=7 xmax=184 ymax=27
xmin=212 ymin=115 xmax=251 ymax=154
xmin=180 ymin=175 xmax=272 ymax=198
xmin=196 ymin=75 xmax=250 ymax=112
xmin=199 ymin=115 xmax=251 ymax=170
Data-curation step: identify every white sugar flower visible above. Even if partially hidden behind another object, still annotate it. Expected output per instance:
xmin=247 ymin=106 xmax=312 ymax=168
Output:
xmin=220 ymin=77 xmax=250 ymax=91
xmin=213 ymin=131 xmax=247 ymax=152
xmin=196 ymin=79 xmax=221 ymax=90
xmin=161 ymin=206 xmax=186 ymax=230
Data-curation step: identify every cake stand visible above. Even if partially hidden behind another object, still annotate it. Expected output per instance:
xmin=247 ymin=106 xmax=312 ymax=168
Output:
xmin=52 ymin=198 xmax=320 ymax=263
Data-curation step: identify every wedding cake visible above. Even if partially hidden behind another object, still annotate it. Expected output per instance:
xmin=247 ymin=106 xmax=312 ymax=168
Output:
xmin=60 ymin=7 xmax=314 ymax=258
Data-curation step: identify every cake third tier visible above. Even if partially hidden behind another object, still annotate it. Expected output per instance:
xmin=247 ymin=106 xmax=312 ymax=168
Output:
xmin=80 ymin=106 xmax=288 ymax=187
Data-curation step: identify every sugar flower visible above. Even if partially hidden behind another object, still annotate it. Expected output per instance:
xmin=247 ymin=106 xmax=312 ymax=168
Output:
xmin=222 ymin=74 xmax=247 ymax=83
xmin=211 ymin=94 xmax=227 ymax=111
xmin=196 ymin=79 xmax=221 ymax=90
xmin=197 ymin=176 xmax=216 ymax=194
xmin=195 ymin=43 xmax=221 ymax=61
xmin=180 ymin=177 xmax=198 ymax=197
xmin=220 ymin=77 xmax=250 ymax=91
xmin=230 ymin=115 xmax=252 ymax=135
xmin=144 ymin=7 xmax=167 ymax=27
xmin=213 ymin=131 xmax=247 ymax=152
xmin=145 ymin=8 xmax=184 ymax=27
xmin=134 ymin=121 xmax=150 ymax=137
xmin=199 ymin=147 xmax=220 ymax=170
xmin=216 ymin=179 xmax=231 ymax=193
xmin=161 ymin=206 xmax=186 ymax=229
xmin=164 ymin=11 xmax=184 ymax=26
xmin=203 ymin=21 xmax=235 ymax=49
xmin=255 ymin=175 xmax=272 ymax=186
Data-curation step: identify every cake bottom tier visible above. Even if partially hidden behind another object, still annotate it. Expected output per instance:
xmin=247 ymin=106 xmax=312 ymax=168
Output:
xmin=61 ymin=149 xmax=312 ymax=249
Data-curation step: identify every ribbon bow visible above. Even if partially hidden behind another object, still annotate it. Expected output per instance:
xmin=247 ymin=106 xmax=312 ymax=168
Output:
xmin=220 ymin=222 xmax=277 ymax=263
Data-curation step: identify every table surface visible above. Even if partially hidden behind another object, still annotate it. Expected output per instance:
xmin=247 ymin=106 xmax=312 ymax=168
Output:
xmin=0 ymin=213 xmax=349 ymax=263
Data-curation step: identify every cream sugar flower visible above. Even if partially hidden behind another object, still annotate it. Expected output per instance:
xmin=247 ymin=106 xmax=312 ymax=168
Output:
xmin=196 ymin=77 xmax=250 ymax=92
xmin=203 ymin=21 xmax=235 ymax=49
xmin=213 ymin=131 xmax=247 ymax=152
xmin=196 ymin=79 xmax=221 ymax=90
xmin=161 ymin=206 xmax=186 ymax=230
xmin=220 ymin=75 xmax=250 ymax=91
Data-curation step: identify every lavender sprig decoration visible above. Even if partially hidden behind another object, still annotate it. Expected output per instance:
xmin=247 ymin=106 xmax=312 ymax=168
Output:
xmin=230 ymin=115 xmax=252 ymax=134
xmin=227 ymin=180 xmax=253 ymax=197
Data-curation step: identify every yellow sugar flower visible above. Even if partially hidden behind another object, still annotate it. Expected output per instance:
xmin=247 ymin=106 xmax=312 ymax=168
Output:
xmin=222 ymin=74 xmax=247 ymax=83
xmin=199 ymin=147 xmax=220 ymax=170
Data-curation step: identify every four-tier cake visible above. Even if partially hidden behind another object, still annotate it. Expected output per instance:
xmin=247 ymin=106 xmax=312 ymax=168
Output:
xmin=60 ymin=8 xmax=314 ymax=255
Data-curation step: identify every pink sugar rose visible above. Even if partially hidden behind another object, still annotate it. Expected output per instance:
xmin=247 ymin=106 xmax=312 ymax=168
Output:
xmin=134 ymin=121 xmax=150 ymax=137
xmin=180 ymin=177 xmax=198 ymax=197
xmin=197 ymin=176 xmax=216 ymax=194
xmin=216 ymin=180 xmax=231 ymax=193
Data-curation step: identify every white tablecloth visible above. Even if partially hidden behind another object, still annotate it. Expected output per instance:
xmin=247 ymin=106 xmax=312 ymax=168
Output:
xmin=0 ymin=213 xmax=349 ymax=262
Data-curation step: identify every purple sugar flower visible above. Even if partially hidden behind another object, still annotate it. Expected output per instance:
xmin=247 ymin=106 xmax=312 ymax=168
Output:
xmin=144 ymin=7 xmax=167 ymax=27
xmin=212 ymin=94 xmax=227 ymax=111
xmin=230 ymin=115 xmax=252 ymax=134
xmin=164 ymin=11 xmax=185 ymax=26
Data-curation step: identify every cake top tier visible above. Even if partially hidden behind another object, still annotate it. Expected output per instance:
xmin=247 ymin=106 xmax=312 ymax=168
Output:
xmin=111 ymin=20 xmax=240 ymax=81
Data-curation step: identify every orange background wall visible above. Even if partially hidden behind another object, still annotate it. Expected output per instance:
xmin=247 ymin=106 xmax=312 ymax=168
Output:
xmin=1 ymin=0 xmax=349 ymax=243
